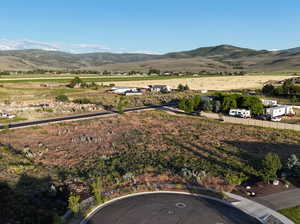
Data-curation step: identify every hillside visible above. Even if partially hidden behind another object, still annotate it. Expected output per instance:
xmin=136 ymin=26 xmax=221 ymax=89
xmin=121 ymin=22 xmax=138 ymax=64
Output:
xmin=164 ymin=44 xmax=268 ymax=59
xmin=0 ymin=45 xmax=300 ymax=72
xmin=0 ymin=49 xmax=158 ymax=70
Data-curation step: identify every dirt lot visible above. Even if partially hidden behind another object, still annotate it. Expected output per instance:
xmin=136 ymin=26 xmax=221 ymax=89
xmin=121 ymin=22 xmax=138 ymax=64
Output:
xmin=0 ymin=110 xmax=300 ymax=223
xmin=109 ymin=75 xmax=295 ymax=90
xmin=1 ymin=110 xmax=299 ymax=172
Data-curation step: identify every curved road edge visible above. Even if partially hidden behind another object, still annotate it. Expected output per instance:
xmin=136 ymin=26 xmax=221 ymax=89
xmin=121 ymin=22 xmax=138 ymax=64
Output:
xmin=79 ymin=191 xmax=264 ymax=224
xmin=225 ymin=192 xmax=294 ymax=224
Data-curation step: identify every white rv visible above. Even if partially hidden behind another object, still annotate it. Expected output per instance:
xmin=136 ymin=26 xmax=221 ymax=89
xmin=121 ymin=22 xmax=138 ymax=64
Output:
xmin=261 ymin=99 xmax=278 ymax=107
xmin=149 ymin=85 xmax=172 ymax=93
xmin=110 ymin=86 xmax=137 ymax=94
xmin=265 ymin=105 xmax=294 ymax=117
xmin=229 ymin=109 xmax=251 ymax=118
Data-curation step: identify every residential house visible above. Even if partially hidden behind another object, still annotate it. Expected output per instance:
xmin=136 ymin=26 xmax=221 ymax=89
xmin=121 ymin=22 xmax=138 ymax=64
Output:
xmin=149 ymin=85 xmax=171 ymax=93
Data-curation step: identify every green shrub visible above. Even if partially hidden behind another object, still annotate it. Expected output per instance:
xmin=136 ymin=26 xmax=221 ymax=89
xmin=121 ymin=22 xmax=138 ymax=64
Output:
xmin=35 ymin=108 xmax=54 ymax=113
xmin=260 ymin=153 xmax=282 ymax=183
xmin=226 ymin=173 xmax=247 ymax=185
xmin=68 ymin=193 xmax=80 ymax=217
xmin=91 ymin=177 xmax=103 ymax=204
xmin=73 ymin=98 xmax=92 ymax=104
xmin=222 ymin=95 xmax=237 ymax=112
xmin=262 ymin=84 xmax=275 ymax=96
xmin=68 ymin=77 xmax=83 ymax=88
xmin=201 ymin=100 xmax=213 ymax=111
xmin=116 ymin=96 xmax=128 ymax=114
xmin=55 ymin=94 xmax=69 ymax=102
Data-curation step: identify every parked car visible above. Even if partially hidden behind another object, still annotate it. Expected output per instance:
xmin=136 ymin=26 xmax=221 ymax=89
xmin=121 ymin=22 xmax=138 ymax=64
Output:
xmin=270 ymin=116 xmax=282 ymax=122
xmin=254 ymin=115 xmax=268 ymax=120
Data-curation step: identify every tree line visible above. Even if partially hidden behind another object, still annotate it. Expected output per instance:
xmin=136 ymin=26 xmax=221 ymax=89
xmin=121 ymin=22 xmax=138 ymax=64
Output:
xmin=178 ymin=93 xmax=264 ymax=115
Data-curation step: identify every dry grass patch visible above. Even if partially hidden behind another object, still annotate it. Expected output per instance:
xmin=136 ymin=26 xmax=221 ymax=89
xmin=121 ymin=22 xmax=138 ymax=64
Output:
xmin=109 ymin=75 xmax=295 ymax=90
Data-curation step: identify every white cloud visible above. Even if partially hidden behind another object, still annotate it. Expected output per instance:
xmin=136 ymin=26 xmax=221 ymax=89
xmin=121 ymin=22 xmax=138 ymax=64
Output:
xmin=0 ymin=38 xmax=160 ymax=55
xmin=0 ymin=39 xmax=110 ymax=53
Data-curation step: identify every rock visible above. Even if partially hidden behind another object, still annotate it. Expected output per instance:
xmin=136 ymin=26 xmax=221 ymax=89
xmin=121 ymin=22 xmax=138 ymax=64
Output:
xmin=273 ymin=180 xmax=280 ymax=185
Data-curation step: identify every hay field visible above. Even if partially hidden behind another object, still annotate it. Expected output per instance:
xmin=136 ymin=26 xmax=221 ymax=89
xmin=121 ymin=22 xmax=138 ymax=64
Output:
xmin=108 ymin=75 xmax=295 ymax=90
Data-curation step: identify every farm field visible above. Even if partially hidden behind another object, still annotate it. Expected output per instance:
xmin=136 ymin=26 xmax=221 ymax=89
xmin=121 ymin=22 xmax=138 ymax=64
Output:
xmin=110 ymin=75 xmax=295 ymax=91
xmin=0 ymin=74 xmax=296 ymax=90
xmin=0 ymin=110 xmax=299 ymax=223
xmin=0 ymin=75 xmax=199 ymax=83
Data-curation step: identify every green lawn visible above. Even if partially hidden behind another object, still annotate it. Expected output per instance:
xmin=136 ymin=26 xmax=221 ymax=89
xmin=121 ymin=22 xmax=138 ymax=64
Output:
xmin=279 ymin=206 xmax=300 ymax=224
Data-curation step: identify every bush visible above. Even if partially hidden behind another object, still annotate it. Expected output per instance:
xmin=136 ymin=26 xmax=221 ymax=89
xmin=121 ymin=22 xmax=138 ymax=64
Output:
xmin=178 ymin=98 xmax=194 ymax=113
xmin=91 ymin=177 xmax=103 ymax=204
xmin=222 ymin=95 xmax=237 ymax=112
xmin=116 ymin=96 xmax=128 ymax=114
xmin=55 ymin=95 xmax=69 ymax=102
xmin=72 ymin=98 xmax=92 ymax=104
xmin=177 ymin=84 xmax=190 ymax=91
xmin=68 ymin=193 xmax=80 ymax=217
xmin=213 ymin=100 xmax=221 ymax=113
xmin=68 ymin=77 xmax=83 ymax=88
xmin=201 ymin=100 xmax=213 ymax=112
xmin=261 ymin=153 xmax=282 ymax=183
xmin=225 ymin=173 xmax=247 ymax=186
xmin=262 ymin=84 xmax=275 ymax=96
xmin=177 ymin=84 xmax=185 ymax=92
xmin=193 ymin=96 xmax=201 ymax=110
xmin=239 ymin=95 xmax=264 ymax=115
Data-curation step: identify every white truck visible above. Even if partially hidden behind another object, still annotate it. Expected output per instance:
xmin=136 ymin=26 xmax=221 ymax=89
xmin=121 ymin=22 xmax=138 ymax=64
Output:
xmin=229 ymin=109 xmax=251 ymax=118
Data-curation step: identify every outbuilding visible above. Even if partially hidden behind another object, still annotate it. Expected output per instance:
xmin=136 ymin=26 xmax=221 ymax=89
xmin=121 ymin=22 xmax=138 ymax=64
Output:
xmin=265 ymin=105 xmax=294 ymax=117
xmin=149 ymin=85 xmax=171 ymax=93
xmin=261 ymin=99 xmax=278 ymax=107
xmin=110 ymin=86 xmax=137 ymax=94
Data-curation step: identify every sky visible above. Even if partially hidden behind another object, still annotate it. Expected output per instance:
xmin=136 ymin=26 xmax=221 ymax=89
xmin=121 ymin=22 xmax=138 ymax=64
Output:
xmin=0 ymin=0 xmax=300 ymax=54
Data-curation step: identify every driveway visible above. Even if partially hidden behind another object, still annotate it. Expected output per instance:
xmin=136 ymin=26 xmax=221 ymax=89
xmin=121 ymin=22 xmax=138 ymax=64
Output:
xmin=254 ymin=188 xmax=300 ymax=210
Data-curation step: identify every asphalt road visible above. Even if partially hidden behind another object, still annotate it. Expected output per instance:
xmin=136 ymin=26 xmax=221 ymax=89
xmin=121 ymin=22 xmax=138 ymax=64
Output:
xmin=0 ymin=104 xmax=164 ymax=130
xmin=255 ymin=188 xmax=300 ymax=210
xmin=85 ymin=193 xmax=261 ymax=224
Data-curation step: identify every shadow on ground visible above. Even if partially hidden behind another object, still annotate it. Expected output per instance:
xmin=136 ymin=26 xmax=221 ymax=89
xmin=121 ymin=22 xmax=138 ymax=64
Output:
xmin=0 ymin=174 xmax=69 ymax=224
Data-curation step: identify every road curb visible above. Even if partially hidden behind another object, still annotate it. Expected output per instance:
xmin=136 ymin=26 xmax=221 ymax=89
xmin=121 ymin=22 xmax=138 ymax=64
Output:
xmin=79 ymin=190 xmax=263 ymax=224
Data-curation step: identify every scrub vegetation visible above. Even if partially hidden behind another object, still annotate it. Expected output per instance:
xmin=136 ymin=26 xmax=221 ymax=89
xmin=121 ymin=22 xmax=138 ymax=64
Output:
xmin=0 ymin=110 xmax=299 ymax=223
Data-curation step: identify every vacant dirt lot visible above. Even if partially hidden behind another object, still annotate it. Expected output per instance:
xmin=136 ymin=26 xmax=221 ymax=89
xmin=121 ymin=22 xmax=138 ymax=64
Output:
xmin=1 ymin=110 xmax=299 ymax=170
xmin=0 ymin=110 xmax=299 ymax=223
xmin=109 ymin=75 xmax=295 ymax=90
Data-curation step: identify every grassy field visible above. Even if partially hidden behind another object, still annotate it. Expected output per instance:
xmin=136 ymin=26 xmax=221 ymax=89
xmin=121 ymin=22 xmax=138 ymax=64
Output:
xmin=0 ymin=75 xmax=200 ymax=83
xmin=0 ymin=75 xmax=293 ymax=103
xmin=279 ymin=206 xmax=300 ymax=224
xmin=110 ymin=75 xmax=295 ymax=91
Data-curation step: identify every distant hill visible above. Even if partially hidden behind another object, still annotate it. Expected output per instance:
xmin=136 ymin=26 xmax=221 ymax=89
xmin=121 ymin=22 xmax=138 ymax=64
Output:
xmin=0 ymin=45 xmax=300 ymax=72
xmin=164 ymin=45 xmax=269 ymax=59
xmin=0 ymin=49 xmax=158 ymax=70
xmin=280 ymin=47 xmax=300 ymax=54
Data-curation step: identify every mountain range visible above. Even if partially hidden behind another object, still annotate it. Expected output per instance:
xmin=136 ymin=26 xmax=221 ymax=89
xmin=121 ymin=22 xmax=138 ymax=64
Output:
xmin=0 ymin=45 xmax=300 ymax=72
